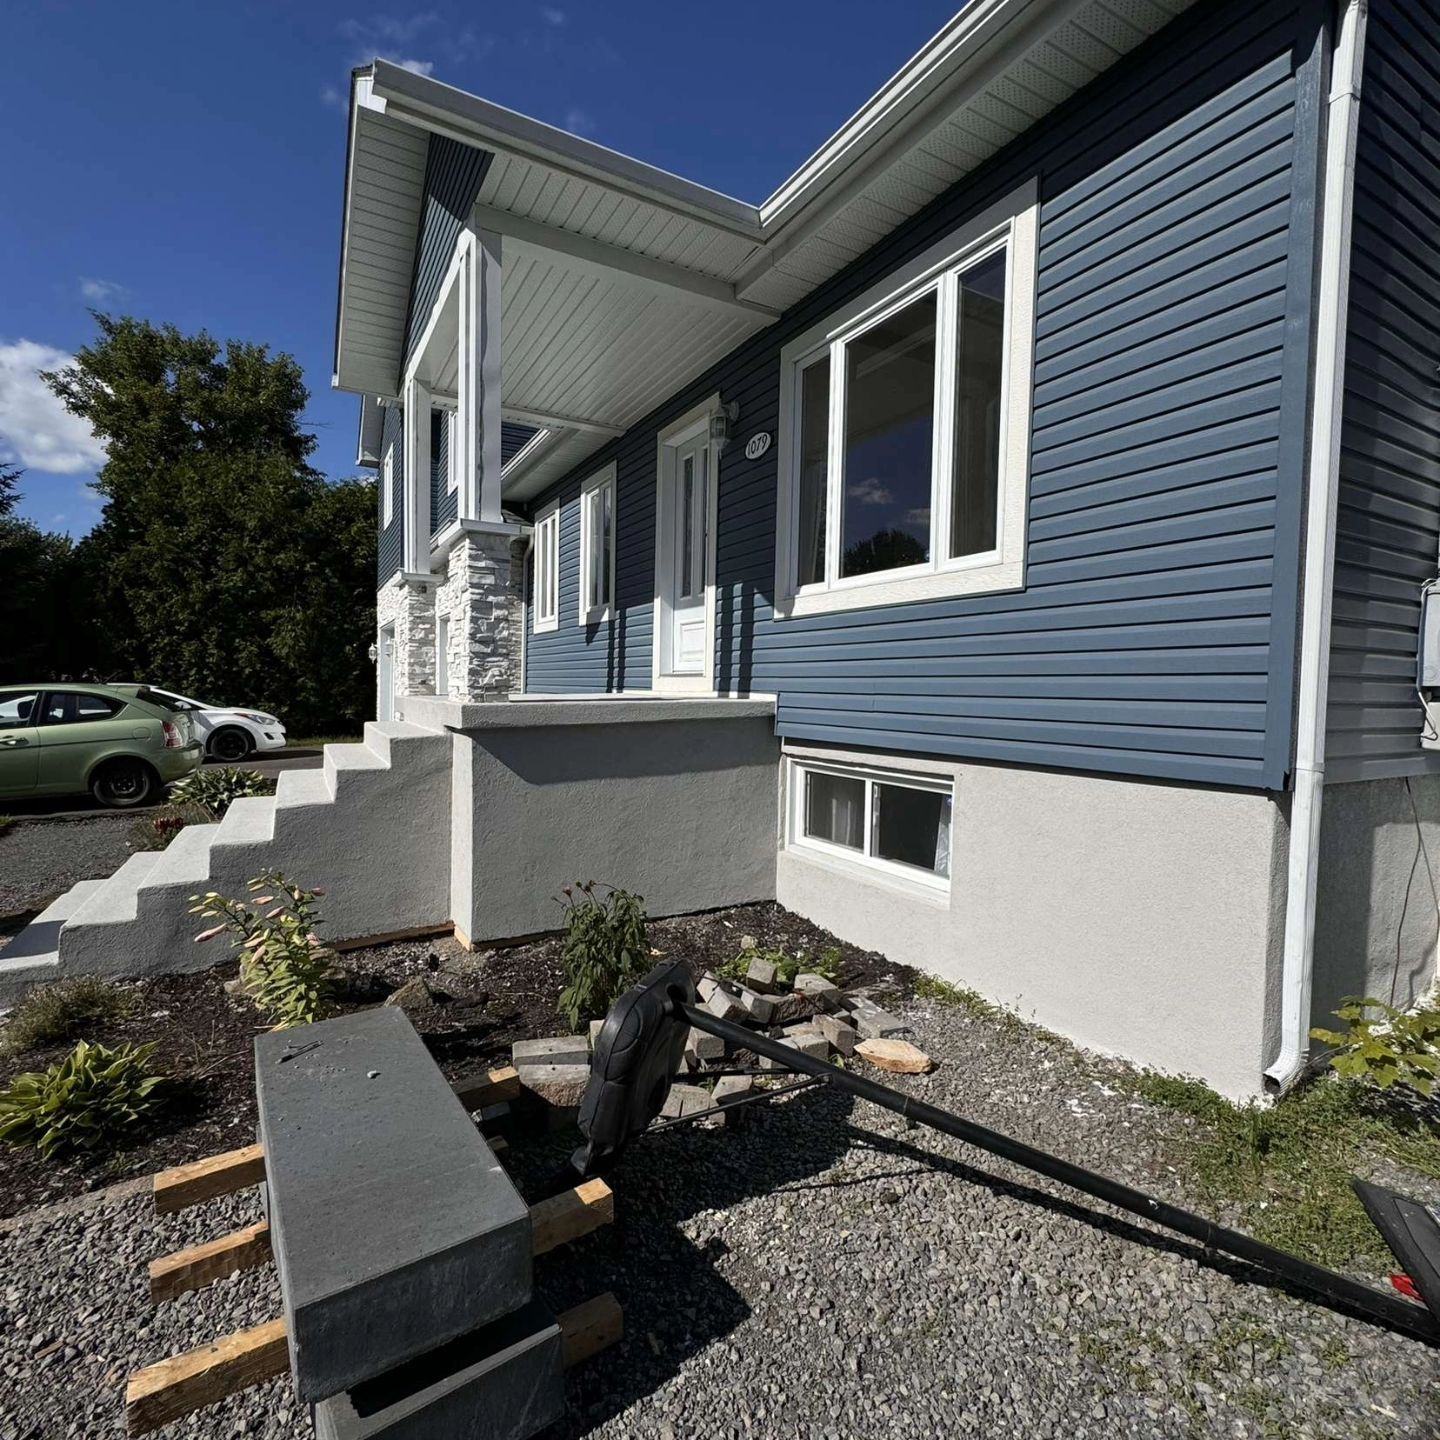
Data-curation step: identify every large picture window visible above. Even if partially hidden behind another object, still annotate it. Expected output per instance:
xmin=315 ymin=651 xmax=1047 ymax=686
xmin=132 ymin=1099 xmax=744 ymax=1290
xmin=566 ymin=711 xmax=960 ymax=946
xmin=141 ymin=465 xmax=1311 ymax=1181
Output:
xmin=788 ymin=757 xmax=952 ymax=888
xmin=579 ymin=463 xmax=616 ymax=623
xmin=776 ymin=180 xmax=1037 ymax=617
xmin=533 ymin=504 xmax=559 ymax=634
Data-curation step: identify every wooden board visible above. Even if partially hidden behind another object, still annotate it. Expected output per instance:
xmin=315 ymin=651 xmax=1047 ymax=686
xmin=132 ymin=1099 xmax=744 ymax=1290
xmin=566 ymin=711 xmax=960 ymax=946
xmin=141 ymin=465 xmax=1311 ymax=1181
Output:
xmin=530 ymin=1179 xmax=613 ymax=1257
xmin=126 ymin=1317 xmax=288 ymax=1436
xmin=450 ymin=1065 xmax=521 ymax=1111
xmin=149 ymin=1221 xmax=273 ymax=1303
xmin=854 ymin=1037 xmax=935 ymax=1074
xmin=153 ymin=1144 xmax=266 ymax=1215
xmin=127 ymin=1295 xmax=622 ymax=1435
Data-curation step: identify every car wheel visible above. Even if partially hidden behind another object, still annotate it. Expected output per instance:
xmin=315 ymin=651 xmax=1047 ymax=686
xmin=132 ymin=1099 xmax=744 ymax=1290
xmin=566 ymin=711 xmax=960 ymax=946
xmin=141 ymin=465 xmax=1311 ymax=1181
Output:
xmin=91 ymin=759 xmax=156 ymax=809
xmin=208 ymin=727 xmax=253 ymax=762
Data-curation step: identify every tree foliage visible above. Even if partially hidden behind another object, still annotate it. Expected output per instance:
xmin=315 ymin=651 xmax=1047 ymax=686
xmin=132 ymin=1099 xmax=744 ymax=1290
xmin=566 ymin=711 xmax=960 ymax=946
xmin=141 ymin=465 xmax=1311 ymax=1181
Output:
xmin=41 ymin=316 xmax=376 ymax=732
xmin=0 ymin=461 xmax=82 ymax=686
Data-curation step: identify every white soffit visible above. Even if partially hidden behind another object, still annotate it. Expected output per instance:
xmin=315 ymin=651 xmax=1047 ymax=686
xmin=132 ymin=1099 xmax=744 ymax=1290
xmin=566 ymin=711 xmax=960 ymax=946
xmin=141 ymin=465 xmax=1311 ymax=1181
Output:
xmin=336 ymin=0 xmax=1196 ymax=481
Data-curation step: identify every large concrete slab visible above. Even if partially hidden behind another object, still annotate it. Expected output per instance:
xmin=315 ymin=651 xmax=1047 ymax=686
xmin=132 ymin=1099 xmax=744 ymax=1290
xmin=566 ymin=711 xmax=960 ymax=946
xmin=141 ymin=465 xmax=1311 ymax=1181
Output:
xmin=255 ymin=1008 xmax=532 ymax=1403
xmin=311 ymin=1299 xmax=563 ymax=1440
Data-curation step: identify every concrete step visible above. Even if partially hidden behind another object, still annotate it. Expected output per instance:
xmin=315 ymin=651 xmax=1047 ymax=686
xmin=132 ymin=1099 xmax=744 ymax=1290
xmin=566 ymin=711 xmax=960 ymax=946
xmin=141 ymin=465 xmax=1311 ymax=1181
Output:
xmin=275 ymin=767 xmax=334 ymax=810
xmin=65 ymin=850 xmax=166 ymax=928
xmin=0 ymin=879 xmax=112 ymax=1002
xmin=213 ymin=794 xmax=278 ymax=846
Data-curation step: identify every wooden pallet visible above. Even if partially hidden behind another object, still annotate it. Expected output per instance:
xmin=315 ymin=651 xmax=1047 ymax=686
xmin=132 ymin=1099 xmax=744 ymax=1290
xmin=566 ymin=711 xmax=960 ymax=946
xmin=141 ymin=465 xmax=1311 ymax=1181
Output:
xmin=128 ymin=1065 xmax=619 ymax=1436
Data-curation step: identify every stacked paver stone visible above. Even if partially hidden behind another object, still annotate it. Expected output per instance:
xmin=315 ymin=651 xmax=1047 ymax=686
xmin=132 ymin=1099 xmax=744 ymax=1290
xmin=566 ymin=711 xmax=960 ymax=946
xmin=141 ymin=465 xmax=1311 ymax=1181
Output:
xmin=254 ymin=1007 xmax=566 ymax=1440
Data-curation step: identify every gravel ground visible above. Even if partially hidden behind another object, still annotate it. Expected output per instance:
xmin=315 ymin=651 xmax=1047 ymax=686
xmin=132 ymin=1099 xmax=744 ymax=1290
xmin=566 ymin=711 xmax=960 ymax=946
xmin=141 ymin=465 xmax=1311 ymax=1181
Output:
xmin=5 ymin=998 xmax=1438 ymax=1439
xmin=0 ymin=815 xmax=137 ymax=938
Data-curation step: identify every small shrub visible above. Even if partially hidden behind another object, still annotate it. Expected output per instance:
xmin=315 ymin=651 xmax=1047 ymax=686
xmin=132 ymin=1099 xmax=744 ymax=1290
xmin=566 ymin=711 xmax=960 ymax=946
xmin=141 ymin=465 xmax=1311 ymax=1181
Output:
xmin=0 ymin=815 xmax=13 ymax=837
xmin=0 ymin=1040 xmax=166 ymax=1159
xmin=1311 ymin=997 xmax=1440 ymax=1097
xmin=191 ymin=871 xmax=336 ymax=1029
xmin=557 ymin=882 xmax=649 ymax=1032
xmin=1 ymin=976 xmax=129 ymax=1056
xmin=129 ymin=801 xmax=212 ymax=852
xmin=717 ymin=944 xmax=843 ymax=987
xmin=170 ymin=767 xmax=275 ymax=820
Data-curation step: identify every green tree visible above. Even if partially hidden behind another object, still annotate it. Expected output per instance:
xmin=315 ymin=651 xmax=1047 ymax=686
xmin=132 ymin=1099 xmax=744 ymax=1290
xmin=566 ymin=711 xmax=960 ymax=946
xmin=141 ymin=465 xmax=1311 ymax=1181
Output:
xmin=0 ymin=460 xmax=20 ymax=516
xmin=0 ymin=461 xmax=82 ymax=684
xmin=43 ymin=316 xmax=376 ymax=732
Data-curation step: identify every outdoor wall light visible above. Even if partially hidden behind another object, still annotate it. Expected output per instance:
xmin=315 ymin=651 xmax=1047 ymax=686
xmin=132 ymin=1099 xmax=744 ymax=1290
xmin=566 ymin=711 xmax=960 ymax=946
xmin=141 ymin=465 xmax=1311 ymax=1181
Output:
xmin=709 ymin=400 xmax=741 ymax=457
xmin=367 ymin=642 xmax=378 ymax=663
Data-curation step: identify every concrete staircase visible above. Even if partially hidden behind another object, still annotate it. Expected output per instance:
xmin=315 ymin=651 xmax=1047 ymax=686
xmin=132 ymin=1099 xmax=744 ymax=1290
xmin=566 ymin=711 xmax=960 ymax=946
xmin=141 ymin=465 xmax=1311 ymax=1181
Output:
xmin=0 ymin=721 xmax=454 ymax=1004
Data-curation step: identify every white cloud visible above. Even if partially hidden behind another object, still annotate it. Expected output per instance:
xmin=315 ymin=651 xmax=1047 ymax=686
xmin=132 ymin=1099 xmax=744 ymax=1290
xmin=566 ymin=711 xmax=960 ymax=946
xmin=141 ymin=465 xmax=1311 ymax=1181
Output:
xmin=339 ymin=14 xmax=439 ymax=75
xmin=541 ymin=7 xmax=566 ymax=24
xmin=847 ymin=477 xmax=892 ymax=506
xmin=387 ymin=55 xmax=434 ymax=75
xmin=320 ymin=83 xmax=346 ymax=110
xmin=563 ymin=107 xmax=596 ymax=136
xmin=79 ymin=277 xmax=128 ymax=305
xmin=0 ymin=340 xmax=107 ymax=476
xmin=905 ymin=506 xmax=932 ymax=526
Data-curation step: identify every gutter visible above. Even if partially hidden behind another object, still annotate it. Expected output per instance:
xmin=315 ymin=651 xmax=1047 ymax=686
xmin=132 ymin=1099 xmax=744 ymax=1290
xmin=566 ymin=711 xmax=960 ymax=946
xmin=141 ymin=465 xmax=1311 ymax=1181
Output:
xmin=1266 ymin=0 xmax=1367 ymax=1093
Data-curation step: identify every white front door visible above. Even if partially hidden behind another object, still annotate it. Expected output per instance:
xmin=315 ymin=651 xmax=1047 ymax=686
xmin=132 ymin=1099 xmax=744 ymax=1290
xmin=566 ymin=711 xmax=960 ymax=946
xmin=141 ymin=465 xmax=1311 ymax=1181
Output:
xmin=378 ymin=624 xmax=396 ymax=721
xmin=664 ymin=433 xmax=710 ymax=676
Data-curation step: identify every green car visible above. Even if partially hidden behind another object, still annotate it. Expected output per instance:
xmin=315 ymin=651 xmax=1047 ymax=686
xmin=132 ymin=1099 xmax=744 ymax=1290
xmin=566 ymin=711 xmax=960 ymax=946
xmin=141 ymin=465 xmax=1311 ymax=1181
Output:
xmin=0 ymin=683 xmax=203 ymax=808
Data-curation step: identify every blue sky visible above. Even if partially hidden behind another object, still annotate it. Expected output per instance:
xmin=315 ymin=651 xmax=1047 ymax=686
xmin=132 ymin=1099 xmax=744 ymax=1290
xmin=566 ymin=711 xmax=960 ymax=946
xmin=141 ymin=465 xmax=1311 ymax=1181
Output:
xmin=2 ymin=1 xmax=960 ymax=535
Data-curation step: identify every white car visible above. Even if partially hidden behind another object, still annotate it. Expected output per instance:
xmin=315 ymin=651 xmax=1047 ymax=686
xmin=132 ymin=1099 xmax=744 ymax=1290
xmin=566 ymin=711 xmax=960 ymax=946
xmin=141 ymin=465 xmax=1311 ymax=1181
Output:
xmin=145 ymin=688 xmax=287 ymax=762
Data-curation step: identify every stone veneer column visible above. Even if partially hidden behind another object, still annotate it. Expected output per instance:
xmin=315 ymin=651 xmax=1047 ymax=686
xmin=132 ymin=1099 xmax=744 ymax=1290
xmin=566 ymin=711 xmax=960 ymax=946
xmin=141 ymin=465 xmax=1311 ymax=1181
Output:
xmin=376 ymin=575 xmax=437 ymax=714
xmin=435 ymin=533 xmax=519 ymax=701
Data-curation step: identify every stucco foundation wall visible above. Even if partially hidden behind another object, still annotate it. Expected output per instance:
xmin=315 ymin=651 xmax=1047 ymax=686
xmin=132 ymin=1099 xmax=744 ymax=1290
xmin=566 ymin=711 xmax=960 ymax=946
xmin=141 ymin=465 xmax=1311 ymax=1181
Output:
xmin=776 ymin=745 xmax=1290 ymax=1100
xmin=445 ymin=707 xmax=780 ymax=943
xmin=1312 ymin=775 xmax=1440 ymax=1027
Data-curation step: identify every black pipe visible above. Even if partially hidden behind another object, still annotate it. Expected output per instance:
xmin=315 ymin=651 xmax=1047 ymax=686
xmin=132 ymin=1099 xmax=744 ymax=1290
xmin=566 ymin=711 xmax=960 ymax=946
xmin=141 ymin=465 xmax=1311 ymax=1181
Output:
xmin=677 ymin=998 xmax=1440 ymax=1346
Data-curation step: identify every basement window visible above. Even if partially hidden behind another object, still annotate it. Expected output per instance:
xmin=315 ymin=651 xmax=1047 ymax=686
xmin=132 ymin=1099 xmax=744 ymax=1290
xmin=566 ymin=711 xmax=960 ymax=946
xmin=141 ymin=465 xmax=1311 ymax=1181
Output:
xmin=788 ymin=758 xmax=952 ymax=887
xmin=775 ymin=179 xmax=1038 ymax=618
xmin=579 ymin=462 xmax=616 ymax=623
xmin=533 ymin=503 xmax=559 ymax=634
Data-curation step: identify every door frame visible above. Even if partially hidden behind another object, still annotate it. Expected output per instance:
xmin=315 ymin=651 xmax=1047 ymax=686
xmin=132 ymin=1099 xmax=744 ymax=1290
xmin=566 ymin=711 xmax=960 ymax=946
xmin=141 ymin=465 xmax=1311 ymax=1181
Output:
xmin=377 ymin=623 xmax=396 ymax=721
xmin=651 ymin=394 xmax=720 ymax=695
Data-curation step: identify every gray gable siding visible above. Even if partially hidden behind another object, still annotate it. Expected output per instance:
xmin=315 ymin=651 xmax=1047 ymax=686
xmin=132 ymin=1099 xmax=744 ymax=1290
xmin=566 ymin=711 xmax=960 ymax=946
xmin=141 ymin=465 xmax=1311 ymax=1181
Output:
xmin=1324 ymin=0 xmax=1440 ymax=783
xmin=377 ymin=404 xmax=404 ymax=585
xmin=431 ymin=409 xmax=455 ymax=536
xmin=404 ymin=137 xmax=491 ymax=365
xmin=524 ymin=0 xmax=1324 ymax=790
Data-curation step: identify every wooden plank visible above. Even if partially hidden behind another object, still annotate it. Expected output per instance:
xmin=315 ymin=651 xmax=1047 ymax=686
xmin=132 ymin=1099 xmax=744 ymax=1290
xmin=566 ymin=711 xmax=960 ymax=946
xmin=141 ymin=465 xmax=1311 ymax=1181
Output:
xmin=529 ymin=1179 xmax=613 ymax=1257
xmin=125 ymin=1318 xmax=288 ymax=1436
xmin=557 ymin=1292 xmax=623 ymax=1368
xmin=148 ymin=1221 xmax=272 ymax=1303
xmin=153 ymin=1144 xmax=265 ymax=1215
xmin=450 ymin=1065 xmax=521 ymax=1111
xmin=332 ymin=922 xmax=454 ymax=953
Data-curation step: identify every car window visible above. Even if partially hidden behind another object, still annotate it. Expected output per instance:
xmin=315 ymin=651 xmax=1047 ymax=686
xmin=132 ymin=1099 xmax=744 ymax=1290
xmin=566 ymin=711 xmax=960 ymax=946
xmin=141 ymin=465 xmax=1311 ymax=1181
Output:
xmin=40 ymin=691 xmax=125 ymax=726
xmin=0 ymin=690 xmax=39 ymax=730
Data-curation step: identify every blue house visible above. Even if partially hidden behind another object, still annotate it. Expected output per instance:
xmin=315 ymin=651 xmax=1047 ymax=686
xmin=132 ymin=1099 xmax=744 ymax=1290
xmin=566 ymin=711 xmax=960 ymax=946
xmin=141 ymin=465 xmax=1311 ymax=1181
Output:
xmin=328 ymin=0 xmax=1440 ymax=1098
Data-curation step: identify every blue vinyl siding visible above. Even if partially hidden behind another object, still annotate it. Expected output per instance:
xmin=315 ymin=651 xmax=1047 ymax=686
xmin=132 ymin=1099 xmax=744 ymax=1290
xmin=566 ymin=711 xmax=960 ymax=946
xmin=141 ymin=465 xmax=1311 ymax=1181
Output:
xmin=1324 ymin=0 xmax=1440 ymax=783
xmin=502 ymin=422 xmax=538 ymax=466
xmin=404 ymin=136 xmax=490 ymax=365
xmin=431 ymin=410 xmax=455 ymax=537
xmin=377 ymin=405 xmax=404 ymax=585
xmin=524 ymin=0 xmax=1323 ymax=789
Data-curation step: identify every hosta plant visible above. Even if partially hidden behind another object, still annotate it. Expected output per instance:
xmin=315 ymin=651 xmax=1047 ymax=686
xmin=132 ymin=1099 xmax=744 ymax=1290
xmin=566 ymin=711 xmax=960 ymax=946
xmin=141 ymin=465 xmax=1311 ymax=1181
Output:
xmin=0 ymin=1040 xmax=166 ymax=1159
xmin=556 ymin=881 xmax=649 ymax=1032
xmin=170 ymin=767 xmax=275 ymax=820
xmin=1311 ymin=998 xmax=1440 ymax=1098
xmin=192 ymin=871 xmax=336 ymax=1029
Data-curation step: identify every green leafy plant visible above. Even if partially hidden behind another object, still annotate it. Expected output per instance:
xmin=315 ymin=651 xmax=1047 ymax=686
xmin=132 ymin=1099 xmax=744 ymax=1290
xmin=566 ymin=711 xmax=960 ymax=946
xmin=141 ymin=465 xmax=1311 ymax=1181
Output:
xmin=0 ymin=815 xmax=13 ymax=837
xmin=1311 ymin=997 xmax=1440 ymax=1097
xmin=556 ymin=881 xmax=649 ymax=1032
xmin=170 ymin=767 xmax=275 ymax=820
xmin=191 ymin=871 xmax=336 ymax=1029
xmin=717 ymin=944 xmax=843 ymax=988
xmin=1 ymin=976 xmax=129 ymax=1056
xmin=129 ymin=801 xmax=213 ymax=852
xmin=0 ymin=1040 xmax=166 ymax=1159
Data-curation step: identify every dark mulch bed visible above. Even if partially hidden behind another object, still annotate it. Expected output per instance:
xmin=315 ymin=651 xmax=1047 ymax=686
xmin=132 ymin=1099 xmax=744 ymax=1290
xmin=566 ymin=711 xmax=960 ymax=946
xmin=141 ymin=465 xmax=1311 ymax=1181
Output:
xmin=0 ymin=902 xmax=917 ymax=1220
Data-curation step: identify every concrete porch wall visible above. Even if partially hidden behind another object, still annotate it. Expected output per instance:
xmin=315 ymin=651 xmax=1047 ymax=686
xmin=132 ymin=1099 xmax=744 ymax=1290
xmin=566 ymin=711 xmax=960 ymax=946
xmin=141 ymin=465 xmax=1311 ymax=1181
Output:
xmin=776 ymin=743 xmax=1291 ymax=1101
xmin=400 ymin=696 xmax=780 ymax=944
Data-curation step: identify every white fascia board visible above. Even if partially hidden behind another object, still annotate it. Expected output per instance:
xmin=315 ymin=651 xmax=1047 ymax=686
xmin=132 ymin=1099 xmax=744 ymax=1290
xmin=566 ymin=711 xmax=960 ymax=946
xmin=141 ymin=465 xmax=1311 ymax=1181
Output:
xmin=368 ymin=60 xmax=762 ymax=240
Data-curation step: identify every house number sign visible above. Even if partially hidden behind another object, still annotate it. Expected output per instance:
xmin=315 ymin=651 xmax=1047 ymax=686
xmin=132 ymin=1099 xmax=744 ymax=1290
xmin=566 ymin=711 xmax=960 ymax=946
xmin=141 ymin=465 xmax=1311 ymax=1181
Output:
xmin=744 ymin=431 xmax=772 ymax=461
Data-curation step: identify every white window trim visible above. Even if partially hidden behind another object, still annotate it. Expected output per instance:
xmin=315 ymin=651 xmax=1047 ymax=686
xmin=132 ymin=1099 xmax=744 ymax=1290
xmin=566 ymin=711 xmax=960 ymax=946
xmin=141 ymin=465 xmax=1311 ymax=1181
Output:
xmin=774 ymin=177 xmax=1038 ymax=620
xmin=533 ymin=501 xmax=560 ymax=634
xmin=443 ymin=407 xmax=458 ymax=494
xmin=651 ymin=394 xmax=720 ymax=695
xmin=381 ymin=443 xmax=395 ymax=528
xmin=785 ymin=755 xmax=952 ymax=891
xmin=578 ymin=461 xmax=618 ymax=625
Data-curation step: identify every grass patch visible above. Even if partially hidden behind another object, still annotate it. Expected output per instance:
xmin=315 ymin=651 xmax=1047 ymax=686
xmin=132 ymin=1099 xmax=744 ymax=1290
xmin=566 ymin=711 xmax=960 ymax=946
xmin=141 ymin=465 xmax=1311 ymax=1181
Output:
xmin=911 ymin=971 xmax=1069 ymax=1046
xmin=0 ymin=815 xmax=13 ymax=837
xmin=1 ymin=977 xmax=131 ymax=1057
xmin=1131 ymin=1069 xmax=1440 ymax=1269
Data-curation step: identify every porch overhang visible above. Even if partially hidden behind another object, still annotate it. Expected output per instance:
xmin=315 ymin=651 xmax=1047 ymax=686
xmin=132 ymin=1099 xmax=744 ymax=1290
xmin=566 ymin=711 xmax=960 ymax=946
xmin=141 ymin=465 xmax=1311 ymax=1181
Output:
xmin=334 ymin=0 xmax=1194 ymax=496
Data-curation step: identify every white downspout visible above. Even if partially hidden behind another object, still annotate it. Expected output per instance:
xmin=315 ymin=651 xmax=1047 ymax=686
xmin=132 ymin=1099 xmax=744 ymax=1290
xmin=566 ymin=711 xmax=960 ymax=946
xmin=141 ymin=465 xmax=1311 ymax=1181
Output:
xmin=1266 ymin=0 xmax=1368 ymax=1092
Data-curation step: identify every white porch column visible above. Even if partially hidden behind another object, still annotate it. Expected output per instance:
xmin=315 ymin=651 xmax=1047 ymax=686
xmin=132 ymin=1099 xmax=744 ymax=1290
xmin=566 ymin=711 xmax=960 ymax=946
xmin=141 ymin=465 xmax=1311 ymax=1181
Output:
xmin=402 ymin=375 xmax=432 ymax=574
xmin=457 ymin=228 xmax=503 ymax=524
